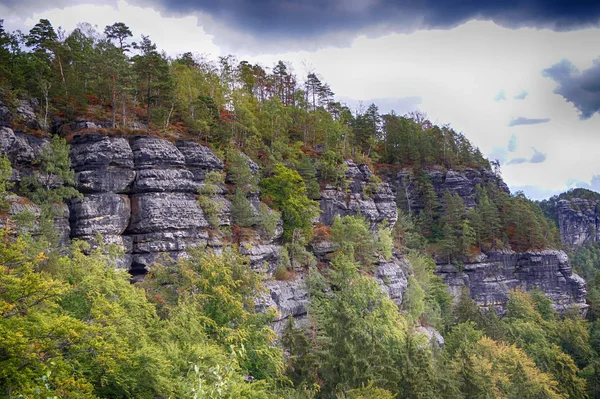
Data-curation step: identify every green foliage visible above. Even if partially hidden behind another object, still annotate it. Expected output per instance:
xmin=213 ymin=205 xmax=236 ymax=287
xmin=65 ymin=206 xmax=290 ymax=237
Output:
xmin=330 ymin=215 xmax=377 ymax=269
xmin=316 ymin=150 xmax=348 ymax=189
xmin=227 ymin=149 xmax=259 ymax=193
xmin=198 ymin=170 xmax=225 ymax=229
xmin=231 ymin=188 xmax=257 ymax=227
xmin=296 ymin=156 xmax=320 ymax=200
xmin=405 ymin=251 xmax=453 ymax=328
xmin=20 ymin=136 xmax=80 ymax=205
xmin=260 ymin=164 xmax=320 ymax=241
xmin=258 ymin=203 xmax=281 ymax=240
xmin=0 ymin=155 xmax=12 ymax=212
xmin=306 ymin=253 xmax=408 ymax=396
xmin=377 ymin=225 xmax=393 ymax=261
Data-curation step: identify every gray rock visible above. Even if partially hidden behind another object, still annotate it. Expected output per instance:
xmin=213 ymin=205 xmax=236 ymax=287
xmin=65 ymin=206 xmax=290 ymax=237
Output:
xmin=319 ymin=183 xmax=397 ymax=227
xmin=0 ymin=127 xmax=39 ymax=168
xmin=258 ymin=277 xmax=310 ymax=335
xmin=131 ymin=136 xmax=185 ymax=169
xmin=71 ymin=134 xmax=135 ymax=193
xmin=127 ymin=192 xmax=208 ymax=234
xmin=74 ymin=169 xmax=136 ymax=193
xmin=70 ymin=193 xmax=131 ymax=237
xmin=133 ymin=169 xmax=198 ymax=193
xmin=0 ymin=102 xmax=11 ymax=127
xmin=17 ymin=100 xmax=40 ymax=130
xmin=71 ymin=134 xmax=134 ymax=171
xmin=239 ymin=243 xmax=281 ymax=273
xmin=557 ymin=198 xmax=600 ymax=247
xmin=175 ymin=140 xmax=224 ymax=181
xmin=416 ymin=326 xmax=445 ymax=347
xmin=132 ymin=230 xmax=208 ymax=254
xmin=435 ymin=250 xmax=588 ymax=313
xmin=375 ymin=256 xmax=409 ymax=306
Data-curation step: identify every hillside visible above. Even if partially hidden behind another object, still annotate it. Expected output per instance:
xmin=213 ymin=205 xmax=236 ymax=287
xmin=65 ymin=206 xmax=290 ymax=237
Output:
xmin=0 ymin=18 xmax=598 ymax=399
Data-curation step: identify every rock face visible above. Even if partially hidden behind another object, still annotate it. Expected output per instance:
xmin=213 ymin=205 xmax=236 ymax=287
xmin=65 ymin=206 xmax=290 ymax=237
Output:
xmin=436 ymin=250 xmax=587 ymax=313
xmin=0 ymin=126 xmax=588 ymax=330
xmin=556 ymin=198 xmax=600 ymax=247
xmin=319 ymin=160 xmax=397 ymax=227
xmin=67 ymin=134 xmax=225 ymax=274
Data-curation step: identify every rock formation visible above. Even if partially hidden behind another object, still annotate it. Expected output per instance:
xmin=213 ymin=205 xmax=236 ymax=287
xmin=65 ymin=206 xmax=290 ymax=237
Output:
xmin=556 ymin=198 xmax=600 ymax=247
xmin=0 ymin=126 xmax=588 ymax=325
xmin=436 ymin=250 xmax=588 ymax=313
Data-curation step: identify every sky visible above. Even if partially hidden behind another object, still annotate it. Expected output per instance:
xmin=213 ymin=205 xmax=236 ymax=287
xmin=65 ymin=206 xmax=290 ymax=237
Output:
xmin=1 ymin=0 xmax=600 ymax=200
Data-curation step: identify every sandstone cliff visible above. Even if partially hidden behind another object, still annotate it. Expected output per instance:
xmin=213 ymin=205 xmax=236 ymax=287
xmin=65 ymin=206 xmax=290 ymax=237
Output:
xmin=0 ymin=125 xmax=588 ymax=324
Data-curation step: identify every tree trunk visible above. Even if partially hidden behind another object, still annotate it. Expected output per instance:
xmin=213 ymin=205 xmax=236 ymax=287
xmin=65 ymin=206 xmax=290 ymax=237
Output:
xmin=165 ymin=100 xmax=174 ymax=132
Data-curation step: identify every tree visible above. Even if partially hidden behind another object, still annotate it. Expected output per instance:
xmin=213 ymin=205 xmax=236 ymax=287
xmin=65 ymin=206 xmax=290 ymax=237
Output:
xmin=260 ymin=164 xmax=319 ymax=241
xmin=132 ymin=35 xmax=171 ymax=125
xmin=104 ymin=22 xmax=132 ymax=51
xmin=231 ymin=188 xmax=257 ymax=227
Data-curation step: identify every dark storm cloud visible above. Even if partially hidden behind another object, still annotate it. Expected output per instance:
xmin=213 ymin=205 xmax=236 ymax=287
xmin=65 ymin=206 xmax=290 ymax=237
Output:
xmin=543 ymin=59 xmax=600 ymax=119
xmin=508 ymin=116 xmax=551 ymax=127
xmin=128 ymin=0 xmax=600 ymax=40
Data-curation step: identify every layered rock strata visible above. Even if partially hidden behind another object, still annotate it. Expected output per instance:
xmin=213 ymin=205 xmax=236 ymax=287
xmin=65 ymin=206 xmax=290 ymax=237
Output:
xmin=436 ymin=250 xmax=587 ymax=313
xmin=556 ymin=198 xmax=600 ymax=247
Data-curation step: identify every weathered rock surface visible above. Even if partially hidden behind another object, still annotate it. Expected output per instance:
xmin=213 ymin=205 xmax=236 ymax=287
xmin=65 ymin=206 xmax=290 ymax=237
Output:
xmin=70 ymin=193 xmax=130 ymax=237
xmin=375 ymin=256 xmax=410 ymax=306
xmin=319 ymin=160 xmax=397 ymax=227
xmin=258 ymin=278 xmax=310 ymax=335
xmin=64 ymin=134 xmax=230 ymax=271
xmin=1 ymin=127 xmax=589 ymax=331
xmin=436 ymin=250 xmax=587 ymax=313
xmin=557 ymin=198 xmax=600 ymax=247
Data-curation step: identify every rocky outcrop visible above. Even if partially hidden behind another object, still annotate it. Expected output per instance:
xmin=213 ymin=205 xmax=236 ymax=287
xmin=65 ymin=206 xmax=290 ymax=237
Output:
xmin=319 ymin=160 xmax=397 ymax=227
xmin=436 ymin=250 xmax=587 ymax=313
xmin=395 ymin=167 xmax=509 ymax=212
xmin=0 ymin=125 xmax=589 ymax=331
xmin=67 ymin=133 xmax=225 ymax=274
xmin=556 ymin=198 xmax=600 ymax=247
xmin=258 ymin=278 xmax=310 ymax=335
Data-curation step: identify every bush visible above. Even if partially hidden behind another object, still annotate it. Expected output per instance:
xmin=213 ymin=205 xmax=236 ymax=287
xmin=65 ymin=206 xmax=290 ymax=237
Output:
xmin=198 ymin=170 xmax=225 ymax=228
xmin=231 ymin=188 xmax=257 ymax=227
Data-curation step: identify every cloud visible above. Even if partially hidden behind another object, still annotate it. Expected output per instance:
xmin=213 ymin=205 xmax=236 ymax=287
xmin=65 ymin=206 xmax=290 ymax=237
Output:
xmin=508 ymin=116 xmax=551 ymax=126
xmin=566 ymin=175 xmax=600 ymax=193
xmin=513 ymin=90 xmax=528 ymax=100
xmin=542 ymin=58 xmax=600 ymax=119
xmin=489 ymin=146 xmax=509 ymax=165
xmin=507 ymin=157 xmax=528 ymax=165
xmin=134 ymin=0 xmax=600 ymax=38
xmin=494 ymin=90 xmax=507 ymax=102
xmin=509 ymin=185 xmax=563 ymax=200
xmin=506 ymin=147 xmax=546 ymax=165
xmin=507 ymin=134 xmax=517 ymax=152
xmin=529 ymin=147 xmax=546 ymax=163
xmin=6 ymin=0 xmax=592 ymax=49
xmin=339 ymin=96 xmax=422 ymax=115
